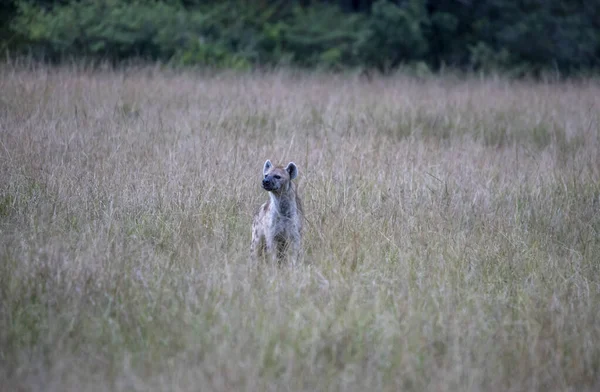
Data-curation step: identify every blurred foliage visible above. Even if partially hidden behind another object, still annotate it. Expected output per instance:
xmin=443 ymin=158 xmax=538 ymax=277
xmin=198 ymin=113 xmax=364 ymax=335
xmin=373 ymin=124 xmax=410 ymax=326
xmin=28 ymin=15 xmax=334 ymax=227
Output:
xmin=3 ymin=0 xmax=600 ymax=74
xmin=358 ymin=0 xmax=429 ymax=71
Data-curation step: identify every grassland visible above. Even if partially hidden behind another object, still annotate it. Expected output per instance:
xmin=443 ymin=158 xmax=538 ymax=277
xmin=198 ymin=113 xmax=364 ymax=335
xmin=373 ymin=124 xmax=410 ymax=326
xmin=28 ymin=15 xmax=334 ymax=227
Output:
xmin=0 ymin=64 xmax=599 ymax=391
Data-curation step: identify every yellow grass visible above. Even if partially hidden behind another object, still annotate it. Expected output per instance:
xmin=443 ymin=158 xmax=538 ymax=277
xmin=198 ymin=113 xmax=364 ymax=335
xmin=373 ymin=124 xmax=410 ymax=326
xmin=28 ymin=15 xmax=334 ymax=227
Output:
xmin=1 ymin=64 xmax=599 ymax=391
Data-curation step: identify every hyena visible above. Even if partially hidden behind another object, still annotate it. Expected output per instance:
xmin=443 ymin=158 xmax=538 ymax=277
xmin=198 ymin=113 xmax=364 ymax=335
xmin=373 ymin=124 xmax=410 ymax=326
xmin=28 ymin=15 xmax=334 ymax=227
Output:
xmin=251 ymin=159 xmax=303 ymax=266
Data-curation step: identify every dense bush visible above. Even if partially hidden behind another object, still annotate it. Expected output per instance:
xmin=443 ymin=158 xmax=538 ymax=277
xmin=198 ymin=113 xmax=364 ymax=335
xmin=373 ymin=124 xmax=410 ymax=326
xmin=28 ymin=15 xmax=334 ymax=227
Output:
xmin=358 ymin=0 xmax=429 ymax=71
xmin=4 ymin=0 xmax=600 ymax=74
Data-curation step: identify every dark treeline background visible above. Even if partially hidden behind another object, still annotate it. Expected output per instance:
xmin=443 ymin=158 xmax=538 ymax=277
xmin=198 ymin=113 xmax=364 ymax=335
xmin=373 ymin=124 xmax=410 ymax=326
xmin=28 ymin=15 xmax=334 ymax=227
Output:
xmin=1 ymin=0 xmax=599 ymax=75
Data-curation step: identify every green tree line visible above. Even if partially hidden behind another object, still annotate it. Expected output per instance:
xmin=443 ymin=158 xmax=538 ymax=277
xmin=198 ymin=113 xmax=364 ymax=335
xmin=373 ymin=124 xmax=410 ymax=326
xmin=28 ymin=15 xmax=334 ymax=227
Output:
xmin=2 ymin=0 xmax=599 ymax=75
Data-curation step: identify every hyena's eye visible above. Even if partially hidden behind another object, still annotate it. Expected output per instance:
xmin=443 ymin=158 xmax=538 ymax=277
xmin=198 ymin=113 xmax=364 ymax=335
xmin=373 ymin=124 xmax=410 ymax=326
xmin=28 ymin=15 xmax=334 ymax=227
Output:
xmin=264 ymin=174 xmax=268 ymax=179
xmin=274 ymin=175 xmax=281 ymax=179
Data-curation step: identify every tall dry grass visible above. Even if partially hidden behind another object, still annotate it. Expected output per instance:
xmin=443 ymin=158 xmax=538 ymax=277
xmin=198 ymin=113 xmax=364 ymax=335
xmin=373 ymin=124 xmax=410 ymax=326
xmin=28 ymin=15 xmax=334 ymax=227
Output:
xmin=0 ymin=64 xmax=599 ymax=392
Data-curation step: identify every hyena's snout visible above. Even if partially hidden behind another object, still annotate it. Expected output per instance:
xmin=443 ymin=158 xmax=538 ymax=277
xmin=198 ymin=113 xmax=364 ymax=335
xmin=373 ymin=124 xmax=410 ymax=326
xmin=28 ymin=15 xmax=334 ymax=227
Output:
xmin=262 ymin=176 xmax=279 ymax=191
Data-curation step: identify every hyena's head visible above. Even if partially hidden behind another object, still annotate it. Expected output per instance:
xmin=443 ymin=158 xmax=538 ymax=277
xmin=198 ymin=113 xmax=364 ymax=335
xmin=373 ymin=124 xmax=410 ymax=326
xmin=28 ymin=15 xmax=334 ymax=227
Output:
xmin=261 ymin=159 xmax=298 ymax=194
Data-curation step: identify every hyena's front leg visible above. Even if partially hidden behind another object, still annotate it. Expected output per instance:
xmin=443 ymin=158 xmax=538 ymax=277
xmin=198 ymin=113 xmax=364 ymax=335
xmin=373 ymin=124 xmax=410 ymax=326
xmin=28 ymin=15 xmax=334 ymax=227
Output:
xmin=265 ymin=236 xmax=279 ymax=265
xmin=275 ymin=240 xmax=289 ymax=266
xmin=289 ymin=235 xmax=302 ymax=267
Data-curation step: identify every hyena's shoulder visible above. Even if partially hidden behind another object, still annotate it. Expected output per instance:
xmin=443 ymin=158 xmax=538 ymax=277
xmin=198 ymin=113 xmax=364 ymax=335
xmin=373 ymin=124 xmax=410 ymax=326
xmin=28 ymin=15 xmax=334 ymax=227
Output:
xmin=253 ymin=198 xmax=271 ymax=226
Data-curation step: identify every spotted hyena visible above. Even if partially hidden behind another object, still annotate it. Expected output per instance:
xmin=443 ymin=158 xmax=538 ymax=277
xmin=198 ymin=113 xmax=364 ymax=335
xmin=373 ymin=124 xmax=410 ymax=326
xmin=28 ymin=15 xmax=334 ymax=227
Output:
xmin=251 ymin=159 xmax=303 ymax=266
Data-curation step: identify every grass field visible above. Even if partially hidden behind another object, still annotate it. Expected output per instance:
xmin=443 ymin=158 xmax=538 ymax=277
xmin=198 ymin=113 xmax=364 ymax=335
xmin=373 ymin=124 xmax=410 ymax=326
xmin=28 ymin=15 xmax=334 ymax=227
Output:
xmin=1 ymin=64 xmax=599 ymax=391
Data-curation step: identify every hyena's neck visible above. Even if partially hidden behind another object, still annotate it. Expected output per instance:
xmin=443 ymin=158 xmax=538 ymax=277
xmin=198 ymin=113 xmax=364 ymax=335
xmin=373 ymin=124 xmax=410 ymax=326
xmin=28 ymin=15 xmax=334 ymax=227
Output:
xmin=269 ymin=186 xmax=297 ymax=218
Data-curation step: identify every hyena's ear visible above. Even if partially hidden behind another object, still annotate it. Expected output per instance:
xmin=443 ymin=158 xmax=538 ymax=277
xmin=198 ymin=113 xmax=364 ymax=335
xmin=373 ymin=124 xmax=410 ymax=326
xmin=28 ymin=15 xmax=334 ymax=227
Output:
xmin=286 ymin=162 xmax=298 ymax=180
xmin=263 ymin=159 xmax=273 ymax=175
